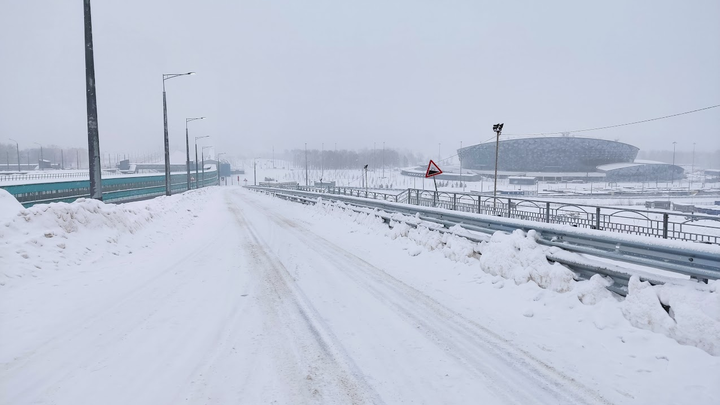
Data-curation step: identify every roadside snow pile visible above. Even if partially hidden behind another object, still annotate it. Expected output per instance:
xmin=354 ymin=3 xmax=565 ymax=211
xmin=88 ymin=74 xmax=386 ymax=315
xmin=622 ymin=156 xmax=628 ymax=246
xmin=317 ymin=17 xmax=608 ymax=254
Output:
xmin=0 ymin=190 xmax=211 ymax=288
xmin=314 ymin=200 xmax=481 ymax=263
xmin=479 ymin=230 xmax=575 ymax=292
xmin=0 ymin=189 xmax=23 ymax=223
xmin=622 ymin=276 xmax=720 ymax=355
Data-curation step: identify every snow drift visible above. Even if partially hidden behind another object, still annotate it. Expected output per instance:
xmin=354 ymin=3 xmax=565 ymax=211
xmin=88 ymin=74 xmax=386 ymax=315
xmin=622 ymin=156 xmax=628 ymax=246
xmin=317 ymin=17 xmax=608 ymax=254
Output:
xmin=311 ymin=198 xmax=720 ymax=356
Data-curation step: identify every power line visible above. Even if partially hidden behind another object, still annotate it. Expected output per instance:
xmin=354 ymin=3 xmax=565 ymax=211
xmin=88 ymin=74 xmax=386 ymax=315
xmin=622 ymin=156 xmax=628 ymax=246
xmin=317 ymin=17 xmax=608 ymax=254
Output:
xmin=503 ymin=104 xmax=720 ymax=137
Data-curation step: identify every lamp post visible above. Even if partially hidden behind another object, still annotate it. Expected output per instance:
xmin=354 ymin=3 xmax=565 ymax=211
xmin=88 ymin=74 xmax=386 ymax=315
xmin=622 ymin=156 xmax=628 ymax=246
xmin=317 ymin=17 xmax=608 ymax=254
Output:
xmin=162 ymin=72 xmax=195 ymax=196
xmin=201 ymin=145 xmax=213 ymax=188
xmin=185 ymin=117 xmax=205 ymax=191
xmin=217 ymin=152 xmax=226 ymax=185
xmin=671 ymin=141 xmax=677 ymax=186
xmin=194 ymin=135 xmax=209 ymax=189
xmin=492 ymin=123 xmax=504 ymax=210
xmin=9 ymin=138 xmax=20 ymax=171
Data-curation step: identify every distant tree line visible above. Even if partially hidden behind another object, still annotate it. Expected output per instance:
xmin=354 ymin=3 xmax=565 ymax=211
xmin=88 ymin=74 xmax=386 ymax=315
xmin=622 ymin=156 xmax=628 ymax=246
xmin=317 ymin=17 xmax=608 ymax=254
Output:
xmin=0 ymin=143 xmax=166 ymax=170
xmin=282 ymin=148 xmax=426 ymax=170
xmin=0 ymin=143 xmax=89 ymax=170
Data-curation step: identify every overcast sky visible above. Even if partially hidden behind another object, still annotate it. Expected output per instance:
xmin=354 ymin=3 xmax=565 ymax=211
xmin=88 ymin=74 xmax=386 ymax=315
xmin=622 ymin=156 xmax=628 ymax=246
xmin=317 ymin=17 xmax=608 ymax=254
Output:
xmin=1 ymin=0 xmax=718 ymax=161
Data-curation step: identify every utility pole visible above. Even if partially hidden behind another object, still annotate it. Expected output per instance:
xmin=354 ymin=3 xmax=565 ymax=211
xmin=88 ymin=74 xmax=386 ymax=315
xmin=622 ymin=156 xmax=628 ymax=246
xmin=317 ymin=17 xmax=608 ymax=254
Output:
xmin=492 ymin=123 xmax=504 ymax=210
xmin=691 ymin=142 xmax=696 ymax=189
xmin=382 ymin=142 xmax=385 ymax=178
xmin=84 ymin=0 xmax=102 ymax=199
xmin=460 ymin=141 xmax=463 ymax=191
xmin=321 ymin=142 xmax=324 ymax=181
xmin=672 ymin=141 xmax=677 ymax=185
xmin=9 ymin=139 xmax=20 ymax=171
xmin=305 ymin=142 xmax=308 ymax=186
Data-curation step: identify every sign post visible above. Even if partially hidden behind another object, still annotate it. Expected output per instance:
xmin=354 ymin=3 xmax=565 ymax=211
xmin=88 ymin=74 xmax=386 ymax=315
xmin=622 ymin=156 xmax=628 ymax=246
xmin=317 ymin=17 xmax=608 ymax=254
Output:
xmin=424 ymin=160 xmax=443 ymax=207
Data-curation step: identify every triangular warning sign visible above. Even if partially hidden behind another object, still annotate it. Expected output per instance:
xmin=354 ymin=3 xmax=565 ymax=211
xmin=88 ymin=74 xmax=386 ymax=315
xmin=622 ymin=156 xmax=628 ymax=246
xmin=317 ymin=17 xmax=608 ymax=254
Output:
xmin=425 ymin=160 xmax=443 ymax=178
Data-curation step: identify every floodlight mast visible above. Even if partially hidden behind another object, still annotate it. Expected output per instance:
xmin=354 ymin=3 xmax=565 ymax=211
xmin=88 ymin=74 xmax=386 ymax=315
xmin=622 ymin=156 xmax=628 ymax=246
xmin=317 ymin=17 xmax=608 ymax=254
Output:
xmin=492 ymin=123 xmax=504 ymax=211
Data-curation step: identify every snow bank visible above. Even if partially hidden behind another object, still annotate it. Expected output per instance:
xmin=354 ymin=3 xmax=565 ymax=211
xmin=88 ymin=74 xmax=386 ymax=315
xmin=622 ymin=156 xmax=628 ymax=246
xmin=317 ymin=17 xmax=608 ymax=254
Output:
xmin=0 ymin=189 xmax=23 ymax=223
xmin=0 ymin=189 xmax=212 ymax=288
xmin=479 ymin=230 xmax=575 ymax=292
xmin=622 ymin=276 xmax=720 ymax=355
xmin=310 ymin=198 xmax=720 ymax=356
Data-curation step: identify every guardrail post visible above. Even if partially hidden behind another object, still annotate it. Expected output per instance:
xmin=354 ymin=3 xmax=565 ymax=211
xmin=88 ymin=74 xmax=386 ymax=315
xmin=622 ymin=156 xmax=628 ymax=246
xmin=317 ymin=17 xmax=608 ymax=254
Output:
xmin=452 ymin=193 xmax=457 ymax=210
xmin=545 ymin=202 xmax=550 ymax=223
xmin=595 ymin=207 xmax=601 ymax=230
xmin=662 ymin=213 xmax=669 ymax=239
xmin=507 ymin=198 xmax=512 ymax=217
xmin=416 ymin=189 xmax=421 ymax=205
xmin=478 ymin=196 xmax=482 ymax=214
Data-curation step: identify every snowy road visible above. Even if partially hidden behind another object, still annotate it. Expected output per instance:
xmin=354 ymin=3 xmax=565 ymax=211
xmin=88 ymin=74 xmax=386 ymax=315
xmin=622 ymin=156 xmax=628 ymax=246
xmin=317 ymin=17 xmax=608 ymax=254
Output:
xmin=1 ymin=188 xmax=718 ymax=404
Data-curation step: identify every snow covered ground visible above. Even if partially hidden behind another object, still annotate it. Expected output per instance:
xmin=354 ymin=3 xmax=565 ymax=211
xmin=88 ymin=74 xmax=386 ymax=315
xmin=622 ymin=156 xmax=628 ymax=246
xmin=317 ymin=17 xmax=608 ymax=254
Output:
xmin=1 ymin=186 xmax=719 ymax=404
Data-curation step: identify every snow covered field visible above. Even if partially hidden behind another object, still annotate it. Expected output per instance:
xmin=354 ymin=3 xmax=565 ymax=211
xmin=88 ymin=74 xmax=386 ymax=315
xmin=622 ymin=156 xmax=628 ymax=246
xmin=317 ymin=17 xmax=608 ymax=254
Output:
xmin=1 ymin=186 xmax=719 ymax=404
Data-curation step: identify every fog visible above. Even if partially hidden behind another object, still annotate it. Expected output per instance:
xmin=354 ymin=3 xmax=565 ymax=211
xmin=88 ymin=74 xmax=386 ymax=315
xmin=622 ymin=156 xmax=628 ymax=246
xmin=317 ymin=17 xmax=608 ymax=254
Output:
xmin=1 ymin=0 xmax=718 ymax=162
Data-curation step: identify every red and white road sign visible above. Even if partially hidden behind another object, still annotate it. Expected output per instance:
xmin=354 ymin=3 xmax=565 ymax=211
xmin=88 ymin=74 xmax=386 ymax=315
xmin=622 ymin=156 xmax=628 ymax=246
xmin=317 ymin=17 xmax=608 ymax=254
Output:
xmin=425 ymin=160 xmax=443 ymax=178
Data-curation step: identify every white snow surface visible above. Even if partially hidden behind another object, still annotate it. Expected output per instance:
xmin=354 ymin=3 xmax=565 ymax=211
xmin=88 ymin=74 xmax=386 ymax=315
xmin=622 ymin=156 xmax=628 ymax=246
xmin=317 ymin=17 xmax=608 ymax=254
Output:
xmin=1 ymin=187 xmax=719 ymax=404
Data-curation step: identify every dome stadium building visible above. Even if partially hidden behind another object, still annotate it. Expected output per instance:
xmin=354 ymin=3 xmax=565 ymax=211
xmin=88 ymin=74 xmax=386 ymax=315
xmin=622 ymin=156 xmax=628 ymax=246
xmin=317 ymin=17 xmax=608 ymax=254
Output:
xmin=456 ymin=137 xmax=683 ymax=182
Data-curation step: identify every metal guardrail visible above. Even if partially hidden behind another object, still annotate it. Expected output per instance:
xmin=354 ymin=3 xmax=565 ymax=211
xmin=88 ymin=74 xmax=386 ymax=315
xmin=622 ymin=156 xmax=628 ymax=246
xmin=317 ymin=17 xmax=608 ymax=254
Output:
xmin=2 ymin=172 xmax=219 ymax=207
xmin=248 ymin=186 xmax=720 ymax=294
xmin=294 ymin=186 xmax=720 ymax=245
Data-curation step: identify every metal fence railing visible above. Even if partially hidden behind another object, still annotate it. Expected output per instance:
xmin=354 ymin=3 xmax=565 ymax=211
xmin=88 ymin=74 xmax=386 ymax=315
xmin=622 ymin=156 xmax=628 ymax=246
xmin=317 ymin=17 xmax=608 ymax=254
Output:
xmin=292 ymin=186 xmax=720 ymax=245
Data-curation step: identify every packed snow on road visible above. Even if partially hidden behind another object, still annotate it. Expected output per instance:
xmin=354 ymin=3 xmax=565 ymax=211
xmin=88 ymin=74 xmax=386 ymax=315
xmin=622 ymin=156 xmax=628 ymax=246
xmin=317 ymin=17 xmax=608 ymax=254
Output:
xmin=1 ymin=187 xmax=718 ymax=405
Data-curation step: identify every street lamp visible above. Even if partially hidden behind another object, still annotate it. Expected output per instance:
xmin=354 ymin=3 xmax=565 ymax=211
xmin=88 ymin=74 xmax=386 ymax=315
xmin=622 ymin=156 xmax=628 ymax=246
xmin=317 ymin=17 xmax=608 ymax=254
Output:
xmin=194 ymin=135 xmax=209 ymax=189
xmin=201 ymin=146 xmax=213 ymax=188
xmin=492 ymin=123 xmax=504 ymax=209
xmin=185 ymin=116 xmax=205 ymax=190
xmin=8 ymin=138 xmax=20 ymax=171
xmin=162 ymin=71 xmax=195 ymax=196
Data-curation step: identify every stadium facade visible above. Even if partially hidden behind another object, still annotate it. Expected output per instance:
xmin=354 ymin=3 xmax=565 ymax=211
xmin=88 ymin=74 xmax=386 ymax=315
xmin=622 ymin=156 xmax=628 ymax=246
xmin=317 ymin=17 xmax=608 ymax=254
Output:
xmin=456 ymin=137 xmax=683 ymax=182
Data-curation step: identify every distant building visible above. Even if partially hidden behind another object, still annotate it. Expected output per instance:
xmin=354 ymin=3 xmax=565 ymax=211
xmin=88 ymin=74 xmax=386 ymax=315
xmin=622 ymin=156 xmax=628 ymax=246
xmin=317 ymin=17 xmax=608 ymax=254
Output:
xmin=457 ymin=137 xmax=683 ymax=182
